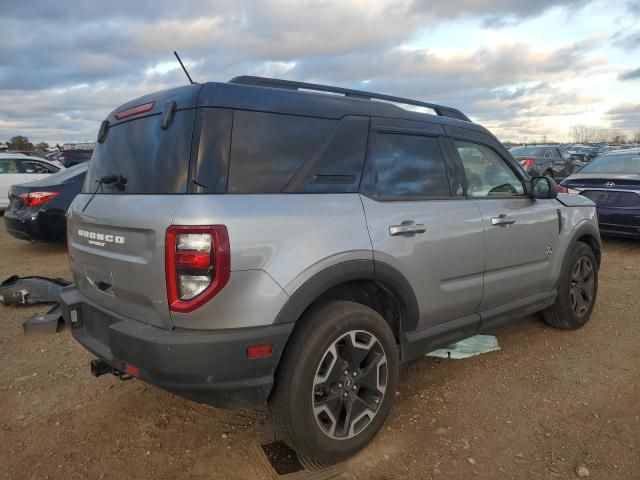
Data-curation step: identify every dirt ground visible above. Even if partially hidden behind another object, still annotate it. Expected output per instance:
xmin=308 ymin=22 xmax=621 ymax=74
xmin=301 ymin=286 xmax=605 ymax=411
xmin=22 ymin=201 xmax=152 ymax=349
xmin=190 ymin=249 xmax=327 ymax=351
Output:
xmin=0 ymin=224 xmax=638 ymax=480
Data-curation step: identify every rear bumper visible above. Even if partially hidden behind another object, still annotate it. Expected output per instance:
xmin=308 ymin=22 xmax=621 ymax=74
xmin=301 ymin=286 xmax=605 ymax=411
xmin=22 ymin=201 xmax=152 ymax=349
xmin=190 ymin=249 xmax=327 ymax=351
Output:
xmin=597 ymin=207 xmax=640 ymax=238
xmin=59 ymin=286 xmax=294 ymax=408
xmin=4 ymin=210 xmax=65 ymax=242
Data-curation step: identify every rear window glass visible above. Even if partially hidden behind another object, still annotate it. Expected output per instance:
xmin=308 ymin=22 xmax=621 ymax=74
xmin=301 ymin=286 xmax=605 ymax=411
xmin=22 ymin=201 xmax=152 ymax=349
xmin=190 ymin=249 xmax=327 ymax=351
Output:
xmin=46 ymin=163 xmax=87 ymax=183
xmin=509 ymin=147 xmax=546 ymax=156
xmin=579 ymin=153 xmax=640 ymax=174
xmin=84 ymin=110 xmax=194 ymax=194
xmin=227 ymin=111 xmax=335 ymax=193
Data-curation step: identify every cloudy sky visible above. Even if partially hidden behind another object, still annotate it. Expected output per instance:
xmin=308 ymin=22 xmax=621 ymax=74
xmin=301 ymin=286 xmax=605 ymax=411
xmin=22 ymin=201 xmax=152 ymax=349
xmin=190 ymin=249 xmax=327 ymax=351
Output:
xmin=1 ymin=0 xmax=639 ymax=144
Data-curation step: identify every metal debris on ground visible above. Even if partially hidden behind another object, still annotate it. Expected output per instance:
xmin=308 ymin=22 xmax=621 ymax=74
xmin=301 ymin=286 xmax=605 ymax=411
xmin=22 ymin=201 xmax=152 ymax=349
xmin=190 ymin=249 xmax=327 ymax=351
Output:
xmin=22 ymin=304 xmax=66 ymax=335
xmin=426 ymin=334 xmax=501 ymax=359
xmin=0 ymin=275 xmax=70 ymax=306
xmin=0 ymin=275 xmax=71 ymax=335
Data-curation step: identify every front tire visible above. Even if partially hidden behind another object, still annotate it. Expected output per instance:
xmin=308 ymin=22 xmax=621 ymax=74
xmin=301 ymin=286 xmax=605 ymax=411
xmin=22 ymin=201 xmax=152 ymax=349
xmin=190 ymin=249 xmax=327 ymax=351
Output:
xmin=270 ymin=301 xmax=399 ymax=464
xmin=543 ymin=242 xmax=598 ymax=329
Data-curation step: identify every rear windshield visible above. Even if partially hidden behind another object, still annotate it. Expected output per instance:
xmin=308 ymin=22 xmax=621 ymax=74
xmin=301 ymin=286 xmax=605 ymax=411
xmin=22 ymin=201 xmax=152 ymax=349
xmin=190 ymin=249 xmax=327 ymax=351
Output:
xmin=579 ymin=153 xmax=640 ymax=174
xmin=83 ymin=110 xmax=194 ymax=194
xmin=48 ymin=162 xmax=87 ymax=182
xmin=509 ymin=147 xmax=545 ymax=156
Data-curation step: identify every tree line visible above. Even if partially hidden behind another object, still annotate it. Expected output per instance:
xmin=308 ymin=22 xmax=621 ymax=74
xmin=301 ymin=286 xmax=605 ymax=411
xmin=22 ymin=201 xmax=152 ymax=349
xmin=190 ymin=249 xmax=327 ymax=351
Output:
xmin=3 ymin=135 xmax=50 ymax=151
xmin=570 ymin=125 xmax=640 ymax=144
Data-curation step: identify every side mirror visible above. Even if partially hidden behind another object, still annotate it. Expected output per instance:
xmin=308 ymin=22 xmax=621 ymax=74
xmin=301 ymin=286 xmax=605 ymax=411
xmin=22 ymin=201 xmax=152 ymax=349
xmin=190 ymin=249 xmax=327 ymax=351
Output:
xmin=531 ymin=176 xmax=558 ymax=199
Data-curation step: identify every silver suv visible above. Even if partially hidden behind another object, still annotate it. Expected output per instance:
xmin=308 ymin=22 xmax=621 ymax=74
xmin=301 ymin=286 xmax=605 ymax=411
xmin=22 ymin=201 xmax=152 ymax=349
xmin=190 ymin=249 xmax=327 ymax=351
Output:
xmin=60 ymin=77 xmax=601 ymax=464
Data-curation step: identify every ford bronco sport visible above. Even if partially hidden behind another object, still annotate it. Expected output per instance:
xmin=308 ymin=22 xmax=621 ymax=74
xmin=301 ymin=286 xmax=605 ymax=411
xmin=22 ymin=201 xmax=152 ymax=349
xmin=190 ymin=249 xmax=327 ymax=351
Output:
xmin=59 ymin=76 xmax=601 ymax=464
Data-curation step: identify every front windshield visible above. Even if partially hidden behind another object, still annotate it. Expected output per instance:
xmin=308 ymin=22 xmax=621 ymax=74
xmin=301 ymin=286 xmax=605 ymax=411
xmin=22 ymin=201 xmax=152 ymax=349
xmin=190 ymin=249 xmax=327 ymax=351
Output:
xmin=579 ymin=153 xmax=640 ymax=174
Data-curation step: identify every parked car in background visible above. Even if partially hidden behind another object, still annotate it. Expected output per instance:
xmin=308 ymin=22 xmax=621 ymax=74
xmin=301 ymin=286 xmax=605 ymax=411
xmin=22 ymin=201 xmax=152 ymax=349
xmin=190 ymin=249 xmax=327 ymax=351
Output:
xmin=4 ymin=163 xmax=88 ymax=242
xmin=568 ymin=146 xmax=598 ymax=163
xmin=559 ymin=148 xmax=640 ymax=238
xmin=58 ymin=149 xmax=93 ymax=167
xmin=508 ymin=145 xmax=574 ymax=180
xmin=0 ymin=154 xmax=60 ymax=210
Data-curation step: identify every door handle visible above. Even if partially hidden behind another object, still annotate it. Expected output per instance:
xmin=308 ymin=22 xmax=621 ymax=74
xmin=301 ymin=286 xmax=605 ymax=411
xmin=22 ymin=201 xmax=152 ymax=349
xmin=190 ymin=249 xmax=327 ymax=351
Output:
xmin=491 ymin=214 xmax=516 ymax=227
xmin=389 ymin=221 xmax=426 ymax=236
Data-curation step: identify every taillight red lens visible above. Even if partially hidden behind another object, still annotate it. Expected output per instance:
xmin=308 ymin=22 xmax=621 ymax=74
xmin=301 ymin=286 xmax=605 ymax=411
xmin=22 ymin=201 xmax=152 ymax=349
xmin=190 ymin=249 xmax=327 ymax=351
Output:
xmin=556 ymin=185 xmax=568 ymax=193
xmin=165 ymin=225 xmax=230 ymax=313
xmin=17 ymin=191 xmax=60 ymax=207
xmin=520 ymin=158 xmax=535 ymax=169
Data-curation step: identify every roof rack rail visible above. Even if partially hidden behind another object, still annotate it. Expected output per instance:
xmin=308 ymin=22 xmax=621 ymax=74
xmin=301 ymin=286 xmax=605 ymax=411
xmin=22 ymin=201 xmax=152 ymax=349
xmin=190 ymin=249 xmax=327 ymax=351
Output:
xmin=228 ymin=76 xmax=470 ymax=122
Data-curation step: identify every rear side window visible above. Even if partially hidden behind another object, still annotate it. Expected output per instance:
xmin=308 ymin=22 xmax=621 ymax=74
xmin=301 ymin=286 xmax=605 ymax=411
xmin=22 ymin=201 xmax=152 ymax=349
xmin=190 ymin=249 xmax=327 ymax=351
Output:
xmin=227 ymin=111 xmax=335 ymax=193
xmin=365 ymin=133 xmax=451 ymax=198
xmin=84 ymin=110 xmax=194 ymax=194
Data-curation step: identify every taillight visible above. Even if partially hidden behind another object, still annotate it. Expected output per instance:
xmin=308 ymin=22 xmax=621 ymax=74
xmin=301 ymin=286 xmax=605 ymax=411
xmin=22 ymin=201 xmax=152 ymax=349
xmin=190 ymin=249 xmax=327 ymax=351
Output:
xmin=520 ymin=158 xmax=535 ymax=169
xmin=17 ymin=191 xmax=60 ymax=207
xmin=556 ymin=185 xmax=568 ymax=193
xmin=165 ymin=225 xmax=230 ymax=313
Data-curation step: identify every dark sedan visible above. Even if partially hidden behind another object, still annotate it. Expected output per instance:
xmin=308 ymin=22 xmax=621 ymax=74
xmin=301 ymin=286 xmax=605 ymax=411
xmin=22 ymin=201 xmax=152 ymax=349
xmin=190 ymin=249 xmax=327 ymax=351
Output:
xmin=509 ymin=145 xmax=574 ymax=180
xmin=4 ymin=163 xmax=87 ymax=242
xmin=559 ymin=149 xmax=640 ymax=238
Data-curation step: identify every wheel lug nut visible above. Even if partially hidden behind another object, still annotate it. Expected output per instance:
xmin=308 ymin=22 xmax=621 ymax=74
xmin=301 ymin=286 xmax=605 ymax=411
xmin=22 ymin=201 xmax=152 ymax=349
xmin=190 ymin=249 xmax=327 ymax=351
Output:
xmin=373 ymin=398 xmax=380 ymax=404
xmin=344 ymin=370 xmax=349 ymax=375
xmin=353 ymin=372 xmax=358 ymax=377
xmin=337 ymin=382 xmax=343 ymax=388
xmin=352 ymin=385 xmax=358 ymax=391
xmin=343 ymin=392 xmax=348 ymax=398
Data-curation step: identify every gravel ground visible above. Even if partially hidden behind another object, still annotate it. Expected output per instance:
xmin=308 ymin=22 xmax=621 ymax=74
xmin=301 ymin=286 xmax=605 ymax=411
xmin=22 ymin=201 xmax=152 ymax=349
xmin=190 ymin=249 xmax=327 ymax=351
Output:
xmin=0 ymin=224 xmax=638 ymax=480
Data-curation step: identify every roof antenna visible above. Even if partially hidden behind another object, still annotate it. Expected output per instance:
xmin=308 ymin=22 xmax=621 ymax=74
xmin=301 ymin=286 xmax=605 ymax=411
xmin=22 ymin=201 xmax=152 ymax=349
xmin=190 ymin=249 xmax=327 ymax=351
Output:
xmin=174 ymin=51 xmax=196 ymax=85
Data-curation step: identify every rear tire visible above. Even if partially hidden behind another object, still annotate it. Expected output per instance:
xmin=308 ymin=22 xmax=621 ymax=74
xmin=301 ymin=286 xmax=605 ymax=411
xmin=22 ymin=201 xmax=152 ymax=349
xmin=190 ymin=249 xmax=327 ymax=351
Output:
xmin=542 ymin=242 xmax=598 ymax=329
xmin=544 ymin=169 xmax=555 ymax=179
xmin=270 ymin=301 xmax=399 ymax=464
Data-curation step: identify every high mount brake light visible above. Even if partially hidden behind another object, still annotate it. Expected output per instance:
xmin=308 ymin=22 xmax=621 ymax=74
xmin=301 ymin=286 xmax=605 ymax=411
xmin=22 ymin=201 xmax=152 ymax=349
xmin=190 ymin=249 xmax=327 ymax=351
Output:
xmin=17 ymin=191 xmax=60 ymax=207
xmin=114 ymin=101 xmax=155 ymax=120
xmin=165 ymin=225 xmax=230 ymax=313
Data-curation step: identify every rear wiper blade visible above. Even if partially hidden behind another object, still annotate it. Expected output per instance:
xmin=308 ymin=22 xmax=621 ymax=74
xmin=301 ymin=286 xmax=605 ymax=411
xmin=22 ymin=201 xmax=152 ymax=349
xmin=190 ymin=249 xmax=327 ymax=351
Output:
xmin=82 ymin=175 xmax=127 ymax=212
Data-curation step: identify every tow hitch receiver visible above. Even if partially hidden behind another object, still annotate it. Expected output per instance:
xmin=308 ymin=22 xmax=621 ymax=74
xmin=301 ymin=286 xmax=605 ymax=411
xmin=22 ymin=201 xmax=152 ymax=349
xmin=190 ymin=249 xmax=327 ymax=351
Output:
xmin=90 ymin=359 xmax=113 ymax=377
xmin=90 ymin=359 xmax=136 ymax=381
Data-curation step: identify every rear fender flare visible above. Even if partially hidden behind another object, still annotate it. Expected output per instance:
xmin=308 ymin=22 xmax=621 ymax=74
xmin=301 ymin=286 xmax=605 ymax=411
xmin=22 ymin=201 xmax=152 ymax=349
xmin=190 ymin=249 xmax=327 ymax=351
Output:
xmin=273 ymin=260 xmax=420 ymax=333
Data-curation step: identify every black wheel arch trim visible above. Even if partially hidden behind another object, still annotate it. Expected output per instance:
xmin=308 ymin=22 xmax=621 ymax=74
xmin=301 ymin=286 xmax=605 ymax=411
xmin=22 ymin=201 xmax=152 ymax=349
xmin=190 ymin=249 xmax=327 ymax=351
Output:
xmin=555 ymin=221 xmax=602 ymax=291
xmin=273 ymin=259 xmax=420 ymax=333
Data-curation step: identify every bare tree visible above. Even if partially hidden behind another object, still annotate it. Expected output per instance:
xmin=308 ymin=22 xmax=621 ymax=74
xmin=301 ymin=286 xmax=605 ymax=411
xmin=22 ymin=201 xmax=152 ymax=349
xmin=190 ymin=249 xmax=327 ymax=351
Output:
xmin=632 ymin=130 xmax=640 ymax=143
xmin=570 ymin=125 xmax=598 ymax=143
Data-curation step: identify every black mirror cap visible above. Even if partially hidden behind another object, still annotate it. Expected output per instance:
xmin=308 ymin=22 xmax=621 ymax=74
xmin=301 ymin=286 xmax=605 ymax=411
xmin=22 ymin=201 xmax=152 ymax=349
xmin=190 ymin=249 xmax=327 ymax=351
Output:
xmin=531 ymin=176 xmax=558 ymax=199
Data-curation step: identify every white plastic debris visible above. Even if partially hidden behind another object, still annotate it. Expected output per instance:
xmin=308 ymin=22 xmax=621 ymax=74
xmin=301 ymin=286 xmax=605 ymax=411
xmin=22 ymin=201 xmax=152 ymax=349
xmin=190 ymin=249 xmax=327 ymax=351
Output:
xmin=426 ymin=335 xmax=500 ymax=359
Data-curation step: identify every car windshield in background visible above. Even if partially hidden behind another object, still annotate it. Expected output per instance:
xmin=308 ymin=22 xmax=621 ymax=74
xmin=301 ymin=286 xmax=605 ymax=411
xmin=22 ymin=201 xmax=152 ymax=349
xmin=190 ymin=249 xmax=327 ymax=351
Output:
xmin=47 ymin=162 xmax=88 ymax=182
xmin=578 ymin=153 xmax=640 ymax=174
xmin=509 ymin=147 xmax=546 ymax=156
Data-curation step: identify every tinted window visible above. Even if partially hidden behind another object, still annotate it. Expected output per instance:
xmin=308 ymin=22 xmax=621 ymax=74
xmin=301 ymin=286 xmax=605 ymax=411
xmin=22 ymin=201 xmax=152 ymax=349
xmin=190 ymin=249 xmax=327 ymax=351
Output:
xmin=0 ymin=159 xmax=19 ymax=174
xmin=579 ymin=153 xmax=640 ymax=174
xmin=455 ymin=140 xmax=524 ymax=197
xmin=84 ymin=110 xmax=194 ymax=194
xmin=228 ymin=111 xmax=335 ymax=193
xmin=367 ymin=133 xmax=451 ymax=198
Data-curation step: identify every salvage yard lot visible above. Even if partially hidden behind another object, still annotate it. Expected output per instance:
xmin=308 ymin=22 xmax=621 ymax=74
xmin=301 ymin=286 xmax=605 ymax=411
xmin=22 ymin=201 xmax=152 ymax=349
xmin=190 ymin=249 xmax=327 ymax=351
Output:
xmin=0 ymin=226 xmax=638 ymax=480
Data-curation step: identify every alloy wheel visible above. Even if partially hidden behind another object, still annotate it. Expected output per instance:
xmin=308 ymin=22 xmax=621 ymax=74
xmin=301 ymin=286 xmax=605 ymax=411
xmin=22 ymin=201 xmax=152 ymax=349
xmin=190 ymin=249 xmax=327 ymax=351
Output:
xmin=312 ymin=330 xmax=388 ymax=440
xmin=569 ymin=255 xmax=595 ymax=317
